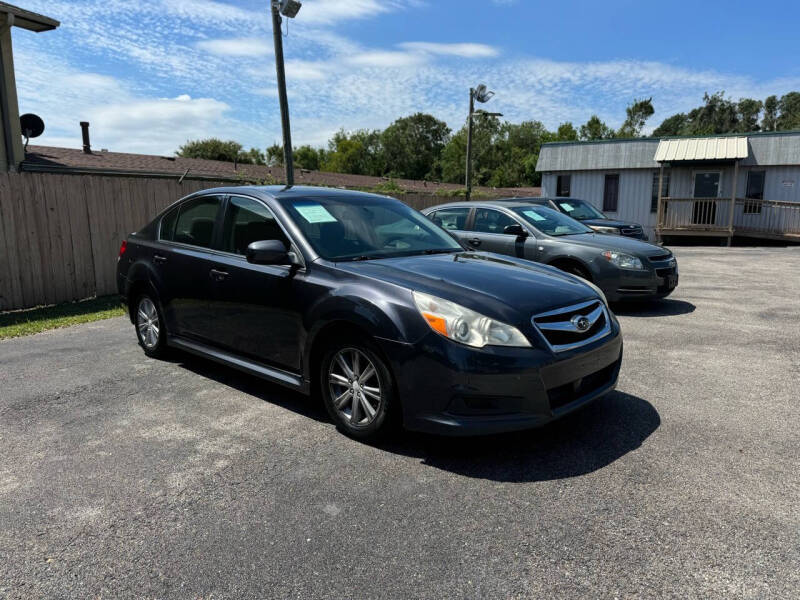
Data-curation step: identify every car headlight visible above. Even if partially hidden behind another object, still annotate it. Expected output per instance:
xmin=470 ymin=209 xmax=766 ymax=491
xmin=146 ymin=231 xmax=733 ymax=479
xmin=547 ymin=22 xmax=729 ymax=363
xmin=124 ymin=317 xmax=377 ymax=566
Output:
xmin=412 ymin=291 xmax=531 ymax=348
xmin=602 ymin=250 xmax=644 ymax=270
xmin=591 ymin=225 xmax=621 ymax=235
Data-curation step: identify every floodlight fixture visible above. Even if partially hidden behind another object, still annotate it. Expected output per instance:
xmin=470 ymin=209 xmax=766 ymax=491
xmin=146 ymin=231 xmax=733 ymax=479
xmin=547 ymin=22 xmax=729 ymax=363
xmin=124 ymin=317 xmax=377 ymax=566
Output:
xmin=274 ymin=0 xmax=302 ymax=18
xmin=472 ymin=84 xmax=495 ymax=104
xmin=474 ymin=110 xmax=503 ymax=118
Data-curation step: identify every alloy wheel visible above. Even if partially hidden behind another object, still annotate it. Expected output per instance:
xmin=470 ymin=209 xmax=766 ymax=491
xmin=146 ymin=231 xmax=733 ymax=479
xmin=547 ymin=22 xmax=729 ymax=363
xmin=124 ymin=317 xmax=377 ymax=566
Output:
xmin=136 ymin=297 xmax=160 ymax=349
xmin=327 ymin=348 xmax=382 ymax=427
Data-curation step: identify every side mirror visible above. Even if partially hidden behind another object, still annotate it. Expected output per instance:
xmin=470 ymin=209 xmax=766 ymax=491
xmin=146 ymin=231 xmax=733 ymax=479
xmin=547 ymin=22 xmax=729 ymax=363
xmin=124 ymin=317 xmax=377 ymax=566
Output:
xmin=504 ymin=223 xmax=528 ymax=237
xmin=246 ymin=240 xmax=290 ymax=265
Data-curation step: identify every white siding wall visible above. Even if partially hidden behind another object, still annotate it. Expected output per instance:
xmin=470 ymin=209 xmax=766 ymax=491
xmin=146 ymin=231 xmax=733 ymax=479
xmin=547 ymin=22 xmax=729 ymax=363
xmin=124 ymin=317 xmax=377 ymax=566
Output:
xmin=542 ymin=165 xmax=800 ymax=239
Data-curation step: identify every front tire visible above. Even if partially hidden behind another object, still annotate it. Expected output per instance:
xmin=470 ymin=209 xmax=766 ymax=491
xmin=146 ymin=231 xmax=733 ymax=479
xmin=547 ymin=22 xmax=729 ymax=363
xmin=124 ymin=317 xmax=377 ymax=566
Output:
xmin=320 ymin=336 xmax=399 ymax=441
xmin=134 ymin=294 xmax=167 ymax=359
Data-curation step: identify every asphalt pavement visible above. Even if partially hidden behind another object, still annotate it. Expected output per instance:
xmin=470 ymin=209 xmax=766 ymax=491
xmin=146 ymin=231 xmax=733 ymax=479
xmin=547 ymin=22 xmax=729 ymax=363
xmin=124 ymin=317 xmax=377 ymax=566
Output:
xmin=1 ymin=247 xmax=798 ymax=599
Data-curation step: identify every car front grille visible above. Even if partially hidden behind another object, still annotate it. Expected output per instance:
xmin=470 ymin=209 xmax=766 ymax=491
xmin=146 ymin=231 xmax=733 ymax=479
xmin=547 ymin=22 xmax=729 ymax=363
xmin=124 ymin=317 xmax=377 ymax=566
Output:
xmin=531 ymin=300 xmax=612 ymax=353
xmin=547 ymin=361 xmax=618 ymax=411
xmin=656 ymin=267 xmax=676 ymax=277
xmin=621 ymin=226 xmax=643 ymax=236
xmin=648 ymin=252 xmax=673 ymax=262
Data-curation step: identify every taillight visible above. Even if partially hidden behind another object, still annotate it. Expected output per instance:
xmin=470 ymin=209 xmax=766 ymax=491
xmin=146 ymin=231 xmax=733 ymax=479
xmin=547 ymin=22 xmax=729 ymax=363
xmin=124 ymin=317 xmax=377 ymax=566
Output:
xmin=118 ymin=240 xmax=127 ymax=258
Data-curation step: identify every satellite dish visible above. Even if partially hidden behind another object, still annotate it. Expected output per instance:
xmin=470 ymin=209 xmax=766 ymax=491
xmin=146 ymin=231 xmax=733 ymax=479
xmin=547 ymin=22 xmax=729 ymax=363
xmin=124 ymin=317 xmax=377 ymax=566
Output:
xmin=20 ymin=113 xmax=45 ymax=138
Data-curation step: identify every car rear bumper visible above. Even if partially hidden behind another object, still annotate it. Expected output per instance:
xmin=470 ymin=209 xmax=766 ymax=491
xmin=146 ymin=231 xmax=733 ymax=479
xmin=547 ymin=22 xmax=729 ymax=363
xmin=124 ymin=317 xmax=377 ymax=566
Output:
xmin=378 ymin=329 xmax=623 ymax=436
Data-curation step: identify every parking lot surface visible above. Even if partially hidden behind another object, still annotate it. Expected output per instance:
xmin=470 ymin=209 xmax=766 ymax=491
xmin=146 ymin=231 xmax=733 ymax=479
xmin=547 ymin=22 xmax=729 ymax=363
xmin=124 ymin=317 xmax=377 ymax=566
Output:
xmin=1 ymin=247 xmax=798 ymax=599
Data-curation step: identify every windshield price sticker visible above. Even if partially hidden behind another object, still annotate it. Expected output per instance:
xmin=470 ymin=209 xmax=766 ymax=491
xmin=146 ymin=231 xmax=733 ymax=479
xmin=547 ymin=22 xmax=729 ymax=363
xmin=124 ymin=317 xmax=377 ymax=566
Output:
xmin=521 ymin=209 xmax=546 ymax=221
xmin=295 ymin=203 xmax=338 ymax=224
xmin=559 ymin=203 xmax=575 ymax=211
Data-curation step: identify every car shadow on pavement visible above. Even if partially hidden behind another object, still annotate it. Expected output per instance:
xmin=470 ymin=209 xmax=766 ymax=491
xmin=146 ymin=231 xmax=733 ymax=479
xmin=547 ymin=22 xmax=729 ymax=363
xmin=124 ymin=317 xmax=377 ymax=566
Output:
xmin=380 ymin=391 xmax=660 ymax=483
xmin=172 ymin=353 xmax=330 ymax=424
xmin=612 ymin=299 xmax=695 ymax=318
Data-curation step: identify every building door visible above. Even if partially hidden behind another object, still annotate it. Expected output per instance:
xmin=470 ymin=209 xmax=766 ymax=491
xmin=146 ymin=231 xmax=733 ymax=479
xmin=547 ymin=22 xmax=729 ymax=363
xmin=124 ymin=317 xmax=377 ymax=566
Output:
xmin=692 ymin=172 xmax=720 ymax=225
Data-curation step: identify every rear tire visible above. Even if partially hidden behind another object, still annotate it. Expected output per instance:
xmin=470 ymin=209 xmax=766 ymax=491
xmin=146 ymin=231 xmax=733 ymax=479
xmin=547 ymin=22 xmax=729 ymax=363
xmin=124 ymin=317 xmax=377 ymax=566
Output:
xmin=134 ymin=294 xmax=167 ymax=359
xmin=320 ymin=335 xmax=399 ymax=441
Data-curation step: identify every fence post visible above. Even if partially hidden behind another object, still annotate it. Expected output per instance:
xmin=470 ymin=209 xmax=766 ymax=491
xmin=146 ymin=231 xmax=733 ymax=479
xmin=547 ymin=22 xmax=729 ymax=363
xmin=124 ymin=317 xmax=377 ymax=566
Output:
xmin=655 ymin=163 xmax=664 ymax=242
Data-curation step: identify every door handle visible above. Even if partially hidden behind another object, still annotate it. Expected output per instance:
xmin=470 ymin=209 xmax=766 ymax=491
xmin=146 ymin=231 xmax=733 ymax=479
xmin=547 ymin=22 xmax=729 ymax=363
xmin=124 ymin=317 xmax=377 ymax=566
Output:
xmin=209 ymin=269 xmax=229 ymax=281
xmin=467 ymin=238 xmax=481 ymax=247
xmin=153 ymin=254 xmax=168 ymax=264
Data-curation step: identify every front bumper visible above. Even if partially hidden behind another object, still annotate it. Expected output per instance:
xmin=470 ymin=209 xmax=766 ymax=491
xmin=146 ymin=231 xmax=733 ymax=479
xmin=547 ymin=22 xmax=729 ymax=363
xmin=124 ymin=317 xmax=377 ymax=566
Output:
xmin=593 ymin=258 xmax=679 ymax=302
xmin=378 ymin=327 xmax=623 ymax=436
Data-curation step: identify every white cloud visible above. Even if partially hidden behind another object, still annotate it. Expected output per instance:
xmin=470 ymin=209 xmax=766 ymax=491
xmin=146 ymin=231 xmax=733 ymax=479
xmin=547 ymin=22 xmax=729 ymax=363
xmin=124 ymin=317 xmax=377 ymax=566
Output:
xmin=285 ymin=60 xmax=328 ymax=81
xmin=196 ymin=37 xmax=272 ymax=57
xmin=346 ymin=51 xmax=427 ymax=68
xmin=298 ymin=0 xmax=409 ymax=25
xmin=399 ymin=42 xmax=500 ymax=58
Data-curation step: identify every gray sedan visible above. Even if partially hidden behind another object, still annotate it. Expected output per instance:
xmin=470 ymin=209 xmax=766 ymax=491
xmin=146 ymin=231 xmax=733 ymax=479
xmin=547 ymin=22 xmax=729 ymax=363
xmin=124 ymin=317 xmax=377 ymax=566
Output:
xmin=422 ymin=200 xmax=678 ymax=303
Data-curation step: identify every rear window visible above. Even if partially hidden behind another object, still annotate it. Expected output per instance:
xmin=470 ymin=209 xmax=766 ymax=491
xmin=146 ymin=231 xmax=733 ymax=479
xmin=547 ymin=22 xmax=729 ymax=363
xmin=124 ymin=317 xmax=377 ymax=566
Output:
xmin=173 ymin=196 xmax=222 ymax=248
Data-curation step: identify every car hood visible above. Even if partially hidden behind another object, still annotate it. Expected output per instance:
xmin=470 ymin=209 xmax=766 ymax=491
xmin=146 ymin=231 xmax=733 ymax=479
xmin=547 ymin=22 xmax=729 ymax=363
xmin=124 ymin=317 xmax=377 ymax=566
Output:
xmin=335 ymin=252 xmax=599 ymax=324
xmin=580 ymin=218 xmax=641 ymax=229
xmin=553 ymin=233 xmax=665 ymax=256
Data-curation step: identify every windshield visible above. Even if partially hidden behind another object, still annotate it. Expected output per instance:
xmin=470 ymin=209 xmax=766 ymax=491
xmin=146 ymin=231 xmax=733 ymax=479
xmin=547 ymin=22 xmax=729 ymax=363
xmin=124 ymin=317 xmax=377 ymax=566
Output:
xmin=554 ymin=199 xmax=606 ymax=220
xmin=282 ymin=196 xmax=463 ymax=261
xmin=512 ymin=205 xmax=593 ymax=237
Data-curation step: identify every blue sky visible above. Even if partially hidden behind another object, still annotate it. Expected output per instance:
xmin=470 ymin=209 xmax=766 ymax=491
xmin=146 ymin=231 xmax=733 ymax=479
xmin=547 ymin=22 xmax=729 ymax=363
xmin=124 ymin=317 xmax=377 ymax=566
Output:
xmin=12 ymin=0 xmax=800 ymax=155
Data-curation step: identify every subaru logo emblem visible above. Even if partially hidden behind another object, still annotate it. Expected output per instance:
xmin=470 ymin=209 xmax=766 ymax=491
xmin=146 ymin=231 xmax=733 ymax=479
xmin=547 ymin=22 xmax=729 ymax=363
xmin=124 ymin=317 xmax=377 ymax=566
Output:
xmin=571 ymin=315 xmax=591 ymax=332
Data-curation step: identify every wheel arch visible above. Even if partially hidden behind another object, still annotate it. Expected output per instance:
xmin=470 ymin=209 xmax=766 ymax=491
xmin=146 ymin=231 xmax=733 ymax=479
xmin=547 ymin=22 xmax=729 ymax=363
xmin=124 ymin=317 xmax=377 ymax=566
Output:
xmin=547 ymin=256 xmax=594 ymax=281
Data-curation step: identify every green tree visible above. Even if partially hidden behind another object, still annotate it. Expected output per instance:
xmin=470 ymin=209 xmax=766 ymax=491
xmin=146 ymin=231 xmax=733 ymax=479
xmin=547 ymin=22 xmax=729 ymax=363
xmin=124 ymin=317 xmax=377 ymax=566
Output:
xmin=617 ymin=97 xmax=654 ymax=138
xmin=762 ymin=95 xmax=778 ymax=131
xmin=777 ymin=92 xmax=800 ymax=130
xmin=239 ymin=147 xmax=266 ymax=165
xmin=554 ymin=122 xmax=579 ymax=141
xmin=736 ymin=99 xmax=763 ymax=132
xmin=322 ymin=129 xmax=384 ymax=175
xmin=380 ymin=113 xmax=451 ymax=180
xmin=579 ymin=115 xmax=614 ymax=141
xmin=178 ymin=138 xmax=243 ymax=162
xmin=293 ymin=145 xmax=324 ymax=171
xmin=439 ymin=116 xmax=502 ymax=186
xmin=652 ymin=113 xmax=688 ymax=136
xmin=265 ymin=144 xmax=284 ymax=166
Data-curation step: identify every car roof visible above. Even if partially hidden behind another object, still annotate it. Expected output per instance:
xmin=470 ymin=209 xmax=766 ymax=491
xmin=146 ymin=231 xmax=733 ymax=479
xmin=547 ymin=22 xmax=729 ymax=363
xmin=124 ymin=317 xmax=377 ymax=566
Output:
xmin=187 ymin=185 xmax=397 ymax=202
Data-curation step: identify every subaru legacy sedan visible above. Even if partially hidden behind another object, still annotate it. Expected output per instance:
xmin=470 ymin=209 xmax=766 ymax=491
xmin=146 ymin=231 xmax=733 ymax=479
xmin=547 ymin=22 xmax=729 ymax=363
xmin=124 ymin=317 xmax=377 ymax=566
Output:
xmin=118 ymin=186 xmax=622 ymax=440
xmin=423 ymin=201 xmax=678 ymax=303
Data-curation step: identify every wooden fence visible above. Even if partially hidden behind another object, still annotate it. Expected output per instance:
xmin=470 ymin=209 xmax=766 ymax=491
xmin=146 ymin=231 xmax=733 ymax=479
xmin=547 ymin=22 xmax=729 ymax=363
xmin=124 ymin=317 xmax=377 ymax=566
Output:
xmin=0 ymin=171 xmax=450 ymax=311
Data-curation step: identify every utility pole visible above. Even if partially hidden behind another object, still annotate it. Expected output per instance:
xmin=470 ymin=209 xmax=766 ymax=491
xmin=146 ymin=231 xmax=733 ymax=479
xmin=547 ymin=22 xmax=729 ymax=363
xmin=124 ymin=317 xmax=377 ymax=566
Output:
xmin=271 ymin=1 xmax=295 ymax=186
xmin=465 ymin=88 xmax=475 ymax=202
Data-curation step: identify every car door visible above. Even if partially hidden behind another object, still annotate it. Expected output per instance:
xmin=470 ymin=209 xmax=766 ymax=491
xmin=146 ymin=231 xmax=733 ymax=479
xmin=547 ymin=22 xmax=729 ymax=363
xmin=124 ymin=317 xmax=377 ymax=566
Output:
xmin=429 ymin=206 xmax=472 ymax=247
xmin=156 ymin=194 xmax=223 ymax=343
xmin=204 ymin=195 xmax=304 ymax=372
xmin=469 ymin=207 xmax=522 ymax=256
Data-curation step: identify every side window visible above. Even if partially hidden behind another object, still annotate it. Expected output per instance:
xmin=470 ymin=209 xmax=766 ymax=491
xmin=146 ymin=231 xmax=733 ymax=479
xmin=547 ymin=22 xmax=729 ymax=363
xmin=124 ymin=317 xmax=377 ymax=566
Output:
xmin=159 ymin=206 xmax=179 ymax=241
xmin=432 ymin=207 xmax=470 ymax=231
xmin=222 ymin=196 xmax=289 ymax=255
xmin=473 ymin=209 xmax=518 ymax=234
xmin=173 ymin=196 xmax=222 ymax=248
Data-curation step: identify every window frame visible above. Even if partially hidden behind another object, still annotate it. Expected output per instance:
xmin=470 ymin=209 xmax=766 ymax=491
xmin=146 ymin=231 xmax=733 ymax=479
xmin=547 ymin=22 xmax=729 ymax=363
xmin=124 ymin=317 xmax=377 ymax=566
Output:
xmin=651 ymin=171 xmax=670 ymax=213
xmin=218 ymin=194 xmax=304 ymax=267
xmin=220 ymin=194 xmax=292 ymax=257
xmin=603 ymin=173 xmax=620 ymax=213
xmin=429 ymin=206 xmax=472 ymax=232
xmin=163 ymin=194 xmax=225 ymax=250
xmin=744 ymin=170 xmax=766 ymax=215
xmin=556 ymin=174 xmax=571 ymax=197
xmin=470 ymin=207 xmax=524 ymax=236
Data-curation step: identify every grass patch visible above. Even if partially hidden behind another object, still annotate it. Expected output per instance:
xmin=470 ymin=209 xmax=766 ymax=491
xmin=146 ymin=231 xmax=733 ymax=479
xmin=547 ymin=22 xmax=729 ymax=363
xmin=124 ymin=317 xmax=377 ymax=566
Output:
xmin=0 ymin=295 xmax=125 ymax=340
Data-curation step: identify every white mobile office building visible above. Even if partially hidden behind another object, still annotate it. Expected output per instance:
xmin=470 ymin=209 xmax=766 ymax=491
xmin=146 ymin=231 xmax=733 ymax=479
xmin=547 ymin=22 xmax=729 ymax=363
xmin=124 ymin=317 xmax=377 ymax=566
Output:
xmin=536 ymin=131 xmax=800 ymax=243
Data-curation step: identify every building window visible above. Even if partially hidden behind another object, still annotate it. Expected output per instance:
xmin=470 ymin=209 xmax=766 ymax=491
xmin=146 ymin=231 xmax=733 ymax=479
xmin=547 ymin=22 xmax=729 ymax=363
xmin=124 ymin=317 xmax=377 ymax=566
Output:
xmin=603 ymin=174 xmax=619 ymax=212
xmin=744 ymin=171 xmax=765 ymax=214
xmin=556 ymin=175 xmax=571 ymax=197
xmin=651 ymin=171 xmax=670 ymax=213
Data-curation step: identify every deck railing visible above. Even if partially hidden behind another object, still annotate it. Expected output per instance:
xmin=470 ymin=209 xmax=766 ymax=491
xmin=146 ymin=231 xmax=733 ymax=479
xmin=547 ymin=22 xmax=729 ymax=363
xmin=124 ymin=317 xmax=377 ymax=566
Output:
xmin=656 ymin=197 xmax=800 ymax=240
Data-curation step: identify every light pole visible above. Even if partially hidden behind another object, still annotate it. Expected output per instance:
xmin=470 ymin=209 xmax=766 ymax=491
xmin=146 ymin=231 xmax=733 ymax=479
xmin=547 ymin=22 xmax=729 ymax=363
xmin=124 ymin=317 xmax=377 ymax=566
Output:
xmin=465 ymin=84 xmax=499 ymax=201
xmin=270 ymin=0 xmax=301 ymax=186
